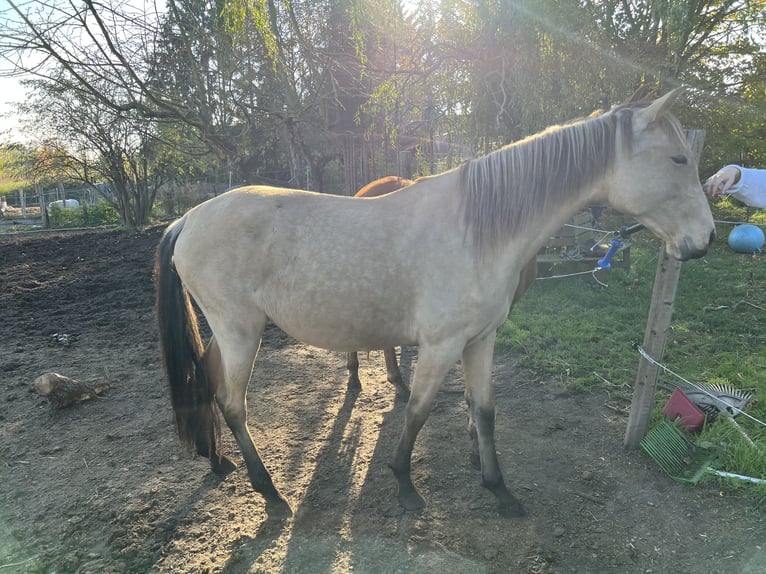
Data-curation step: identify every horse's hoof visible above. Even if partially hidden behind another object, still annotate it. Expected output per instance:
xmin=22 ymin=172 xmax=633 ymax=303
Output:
xmin=498 ymin=498 xmax=526 ymax=518
xmin=483 ymin=480 xmax=526 ymax=517
xmin=398 ymin=489 xmax=426 ymax=512
xmin=265 ymin=498 xmax=293 ymax=521
xmin=211 ymin=455 xmax=238 ymax=476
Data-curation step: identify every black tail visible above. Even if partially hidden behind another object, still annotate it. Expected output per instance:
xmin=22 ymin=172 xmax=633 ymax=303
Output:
xmin=154 ymin=219 xmax=219 ymax=450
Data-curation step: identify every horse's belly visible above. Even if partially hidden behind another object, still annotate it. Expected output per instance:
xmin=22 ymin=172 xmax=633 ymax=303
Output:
xmin=266 ymin=301 xmax=415 ymax=353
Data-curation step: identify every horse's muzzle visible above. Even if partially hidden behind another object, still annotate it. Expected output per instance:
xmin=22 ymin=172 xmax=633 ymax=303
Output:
xmin=679 ymin=230 xmax=715 ymax=261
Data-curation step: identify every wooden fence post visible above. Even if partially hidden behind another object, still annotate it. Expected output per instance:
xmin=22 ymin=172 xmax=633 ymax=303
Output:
xmin=623 ymin=129 xmax=706 ymax=448
xmin=398 ymin=150 xmax=413 ymax=179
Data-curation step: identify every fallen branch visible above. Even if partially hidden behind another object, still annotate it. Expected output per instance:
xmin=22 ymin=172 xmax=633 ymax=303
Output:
xmin=568 ymin=490 xmax=605 ymax=505
xmin=733 ymin=300 xmax=766 ymax=312
xmin=603 ymin=401 xmax=630 ymax=415
xmin=33 ymin=372 xmax=110 ymax=408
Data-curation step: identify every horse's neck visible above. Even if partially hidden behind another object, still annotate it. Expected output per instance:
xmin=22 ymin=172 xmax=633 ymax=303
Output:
xmin=503 ymin=183 xmax=604 ymax=269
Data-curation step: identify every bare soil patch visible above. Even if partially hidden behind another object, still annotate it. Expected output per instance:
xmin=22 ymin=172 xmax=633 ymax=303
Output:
xmin=0 ymin=225 xmax=763 ymax=573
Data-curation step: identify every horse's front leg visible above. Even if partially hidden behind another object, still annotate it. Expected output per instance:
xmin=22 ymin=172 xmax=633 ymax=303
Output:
xmin=390 ymin=343 xmax=460 ymax=511
xmin=462 ymin=334 xmax=525 ymax=517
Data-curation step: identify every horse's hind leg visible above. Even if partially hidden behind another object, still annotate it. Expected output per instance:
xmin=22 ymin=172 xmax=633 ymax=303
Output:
xmin=196 ymin=336 xmax=237 ymax=475
xmin=462 ymin=334 xmax=525 ymax=517
xmin=384 ymin=348 xmax=410 ymax=400
xmin=214 ymin=323 xmax=292 ymax=519
xmin=346 ymin=352 xmax=361 ymax=391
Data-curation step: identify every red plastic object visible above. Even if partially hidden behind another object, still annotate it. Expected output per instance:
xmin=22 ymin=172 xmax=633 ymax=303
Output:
xmin=662 ymin=387 xmax=706 ymax=432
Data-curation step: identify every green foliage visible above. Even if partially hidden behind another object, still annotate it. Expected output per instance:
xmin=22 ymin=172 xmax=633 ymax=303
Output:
xmin=0 ymin=181 xmax=20 ymax=195
xmin=497 ymin=205 xmax=766 ymax=492
xmin=47 ymin=202 xmax=120 ymax=228
xmin=0 ymin=143 xmax=34 ymax=189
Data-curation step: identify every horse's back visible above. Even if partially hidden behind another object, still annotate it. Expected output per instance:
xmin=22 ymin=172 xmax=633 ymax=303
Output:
xmin=182 ymin=183 xmax=442 ymax=251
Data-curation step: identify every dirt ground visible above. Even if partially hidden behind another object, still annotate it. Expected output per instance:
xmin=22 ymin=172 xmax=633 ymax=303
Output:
xmin=0 ymin=224 xmax=764 ymax=574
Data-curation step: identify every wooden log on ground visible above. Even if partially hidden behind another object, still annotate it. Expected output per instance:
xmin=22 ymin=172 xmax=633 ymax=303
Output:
xmin=33 ymin=372 xmax=110 ymax=408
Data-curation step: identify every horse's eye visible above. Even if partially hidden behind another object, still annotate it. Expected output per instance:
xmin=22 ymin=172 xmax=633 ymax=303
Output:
xmin=671 ymin=155 xmax=688 ymax=165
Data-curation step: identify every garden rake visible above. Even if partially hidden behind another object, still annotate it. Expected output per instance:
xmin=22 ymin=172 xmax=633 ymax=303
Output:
xmin=640 ymin=419 xmax=766 ymax=486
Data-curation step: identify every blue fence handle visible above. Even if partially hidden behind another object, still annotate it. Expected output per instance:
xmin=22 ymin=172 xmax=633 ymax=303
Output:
xmin=597 ymin=238 xmax=624 ymax=269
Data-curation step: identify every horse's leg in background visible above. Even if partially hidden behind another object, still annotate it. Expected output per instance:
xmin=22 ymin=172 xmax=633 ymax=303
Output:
xmin=390 ymin=343 xmax=462 ymax=511
xmin=463 ymin=333 xmax=525 ymax=517
xmin=348 ymin=347 xmax=409 ymax=400
xmin=383 ymin=347 xmax=410 ymax=400
xmin=209 ymin=318 xmax=293 ymax=519
xmin=346 ymin=352 xmax=361 ymax=391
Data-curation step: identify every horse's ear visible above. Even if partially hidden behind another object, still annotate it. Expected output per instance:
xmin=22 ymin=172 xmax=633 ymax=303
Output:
xmin=625 ymin=85 xmax=656 ymax=104
xmin=633 ymin=87 xmax=685 ymax=132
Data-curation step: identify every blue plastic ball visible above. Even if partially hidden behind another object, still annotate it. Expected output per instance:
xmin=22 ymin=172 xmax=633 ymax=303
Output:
xmin=728 ymin=224 xmax=765 ymax=253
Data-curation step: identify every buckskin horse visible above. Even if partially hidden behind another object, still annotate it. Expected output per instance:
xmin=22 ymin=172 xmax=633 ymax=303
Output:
xmin=155 ymin=89 xmax=715 ymax=519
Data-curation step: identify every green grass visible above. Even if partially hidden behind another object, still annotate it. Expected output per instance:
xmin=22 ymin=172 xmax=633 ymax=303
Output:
xmin=498 ymin=201 xmax=766 ymax=502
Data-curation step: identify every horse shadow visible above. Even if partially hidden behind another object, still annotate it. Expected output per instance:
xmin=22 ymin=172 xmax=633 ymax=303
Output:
xmin=220 ymin=344 xmax=471 ymax=574
xmin=219 ymin=382 xmax=367 ymax=573
xmin=299 ymin=349 xmax=470 ymax=571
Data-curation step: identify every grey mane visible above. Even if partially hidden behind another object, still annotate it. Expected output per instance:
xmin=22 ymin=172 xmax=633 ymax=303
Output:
xmin=459 ymin=102 xmax=686 ymax=250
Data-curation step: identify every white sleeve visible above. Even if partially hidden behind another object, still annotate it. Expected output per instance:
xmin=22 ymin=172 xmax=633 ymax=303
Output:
xmin=725 ymin=165 xmax=766 ymax=209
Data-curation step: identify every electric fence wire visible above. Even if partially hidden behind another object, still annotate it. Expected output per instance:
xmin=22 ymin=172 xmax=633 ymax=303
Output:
xmin=714 ymin=219 xmax=766 ymax=227
xmin=535 ymin=223 xmax=623 ymax=285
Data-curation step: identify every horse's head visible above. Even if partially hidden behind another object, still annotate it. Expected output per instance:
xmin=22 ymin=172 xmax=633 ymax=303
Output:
xmin=607 ymin=89 xmax=715 ymax=261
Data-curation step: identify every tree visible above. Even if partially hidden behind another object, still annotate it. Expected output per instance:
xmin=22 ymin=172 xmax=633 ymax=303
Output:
xmin=1 ymin=0 xmax=272 ymax=187
xmin=20 ymin=74 xmax=175 ymax=228
xmin=0 ymin=142 xmax=36 ymax=185
xmin=0 ymin=0 xmax=437 ymax=193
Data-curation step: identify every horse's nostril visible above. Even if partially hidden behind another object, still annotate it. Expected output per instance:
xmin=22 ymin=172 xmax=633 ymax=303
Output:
xmin=709 ymin=229 xmax=716 ymax=245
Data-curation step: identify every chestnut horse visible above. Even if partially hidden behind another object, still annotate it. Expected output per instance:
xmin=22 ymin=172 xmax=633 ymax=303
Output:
xmin=346 ymin=176 xmax=538 ymax=400
xmin=155 ymin=89 xmax=714 ymax=519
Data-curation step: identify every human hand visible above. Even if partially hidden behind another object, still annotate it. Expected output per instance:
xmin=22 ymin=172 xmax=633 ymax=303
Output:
xmin=703 ymin=166 xmax=741 ymax=198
